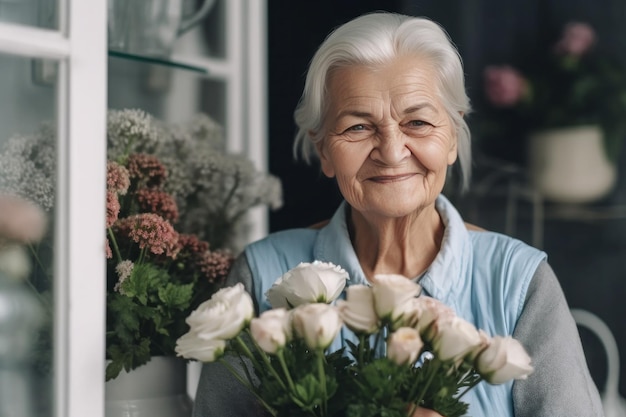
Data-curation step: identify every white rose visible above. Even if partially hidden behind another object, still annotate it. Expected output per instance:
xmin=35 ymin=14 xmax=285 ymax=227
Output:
xmin=430 ymin=316 xmax=483 ymax=362
xmin=292 ymin=303 xmax=342 ymax=350
xmin=371 ymin=274 xmax=421 ymax=321
xmin=250 ymin=308 xmax=292 ymax=354
xmin=387 ymin=327 xmax=424 ymax=366
xmin=336 ymin=285 xmax=379 ymax=335
xmin=476 ymin=336 xmax=534 ymax=384
xmin=185 ymin=283 xmax=255 ymax=341
xmin=265 ymin=261 xmax=349 ymax=308
xmin=175 ymin=332 xmax=226 ymax=362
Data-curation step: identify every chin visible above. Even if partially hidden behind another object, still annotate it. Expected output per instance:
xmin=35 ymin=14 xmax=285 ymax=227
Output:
xmin=358 ymin=199 xmax=430 ymax=219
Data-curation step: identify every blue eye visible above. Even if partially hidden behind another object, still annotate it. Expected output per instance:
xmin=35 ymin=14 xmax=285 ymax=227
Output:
xmin=348 ymin=124 xmax=366 ymax=131
xmin=408 ymin=120 xmax=427 ymax=127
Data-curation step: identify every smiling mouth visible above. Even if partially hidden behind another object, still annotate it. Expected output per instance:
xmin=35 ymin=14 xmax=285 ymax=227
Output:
xmin=367 ymin=173 xmax=417 ymax=183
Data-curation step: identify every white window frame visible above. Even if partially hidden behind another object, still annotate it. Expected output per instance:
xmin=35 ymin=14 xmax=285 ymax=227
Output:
xmin=0 ymin=1 xmax=107 ymax=416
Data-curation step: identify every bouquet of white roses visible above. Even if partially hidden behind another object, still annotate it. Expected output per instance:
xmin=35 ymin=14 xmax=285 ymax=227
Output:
xmin=176 ymin=261 xmax=533 ymax=417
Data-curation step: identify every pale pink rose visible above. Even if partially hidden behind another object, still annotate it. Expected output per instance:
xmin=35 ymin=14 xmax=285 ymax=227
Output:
xmin=475 ymin=335 xmax=534 ymax=384
xmin=336 ymin=285 xmax=380 ymax=335
xmin=400 ymin=296 xmax=455 ymax=335
xmin=0 ymin=194 xmax=47 ymax=245
xmin=292 ymin=303 xmax=342 ymax=350
xmin=250 ymin=308 xmax=292 ymax=354
xmin=430 ymin=316 xmax=484 ymax=362
xmin=371 ymin=274 xmax=422 ymax=321
xmin=483 ymin=65 xmax=528 ymax=108
xmin=387 ymin=327 xmax=424 ymax=366
xmin=554 ymin=22 xmax=596 ymax=57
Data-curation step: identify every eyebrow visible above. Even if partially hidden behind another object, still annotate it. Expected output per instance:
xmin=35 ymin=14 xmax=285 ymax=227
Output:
xmin=336 ymin=102 xmax=437 ymax=120
xmin=335 ymin=102 xmax=439 ymax=120
xmin=403 ymin=103 xmax=438 ymax=114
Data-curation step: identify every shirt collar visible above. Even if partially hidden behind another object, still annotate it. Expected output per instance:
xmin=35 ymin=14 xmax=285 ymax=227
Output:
xmin=313 ymin=195 xmax=472 ymax=302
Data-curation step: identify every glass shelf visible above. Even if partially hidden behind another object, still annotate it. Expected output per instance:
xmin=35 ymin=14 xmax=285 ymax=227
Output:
xmin=108 ymin=50 xmax=209 ymax=74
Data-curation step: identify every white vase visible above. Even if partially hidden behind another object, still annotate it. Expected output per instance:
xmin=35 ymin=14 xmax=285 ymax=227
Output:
xmin=527 ymin=125 xmax=617 ymax=204
xmin=105 ymin=356 xmax=193 ymax=417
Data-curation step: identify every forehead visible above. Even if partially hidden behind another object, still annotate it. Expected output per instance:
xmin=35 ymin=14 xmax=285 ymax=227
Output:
xmin=326 ymin=56 xmax=441 ymax=108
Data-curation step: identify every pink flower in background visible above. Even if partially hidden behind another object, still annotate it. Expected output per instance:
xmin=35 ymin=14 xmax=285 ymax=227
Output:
xmin=106 ymin=239 xmax=112 ymax=259
xmin=178 ymin=233 xmax=210 ymax=255
xmin=483 ymin=65 xmax=528 ymax=108
xmin=198 ymin=249 xmax=235 ymax=284
xmin=127 ymin=153 xmax=167 ymax=187
xmin=106 ymin=191 xmax=120 ymax=228
xmin=554 ymin=22 xmax=596 ymax=56
xmin=116 ymin=213 xmax=179 ymax=258
xmin=0 ymin=194 xmax=47 ymax=245
xmin=106 ymin=161 xmax=130 ymax=195
xmin=135 ymin=188 xmax=179 ymax=223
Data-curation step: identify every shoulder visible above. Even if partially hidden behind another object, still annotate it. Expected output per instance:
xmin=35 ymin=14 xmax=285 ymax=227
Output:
xmin=244 ymin=228 xmax=319 ymax=277
xmin=247 ymin=228 xmax=319 ymax=254
xmin=468 ymin=228 xmax=545 ymax=263
xmin=468 ymin=230 xmax=547 ymax=319
xmin=243 ymin=228 xmax=321 ymax=312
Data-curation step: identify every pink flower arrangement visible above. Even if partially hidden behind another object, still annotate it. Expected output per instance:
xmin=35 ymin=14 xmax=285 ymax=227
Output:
xmin=0 ymin=108 xmax=283 ymax=381
xmin=478 ymin=21 xmax=626 ymax=162
xmin=105 ymin=151 xmax=235 ymax=380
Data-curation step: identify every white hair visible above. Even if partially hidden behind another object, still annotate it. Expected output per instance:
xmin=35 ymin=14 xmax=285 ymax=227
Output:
xmin=293 ymin=12 xmax=472 ymax=190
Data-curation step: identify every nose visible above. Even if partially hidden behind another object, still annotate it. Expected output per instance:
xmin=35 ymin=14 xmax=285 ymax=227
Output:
xmin=369 ymin=126 xmax=411 ymax=165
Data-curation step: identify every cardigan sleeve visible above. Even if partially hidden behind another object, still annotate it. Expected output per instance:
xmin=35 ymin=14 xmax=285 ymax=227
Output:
xmin=192 ymin=254 xmax=267 ymax=417
xmin=511 ymin=260 xmax=604 ymax=417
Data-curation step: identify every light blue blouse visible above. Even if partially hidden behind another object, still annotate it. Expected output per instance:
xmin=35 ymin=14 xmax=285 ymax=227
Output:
xmin=245 ymin=194 xmax=547 ymax=417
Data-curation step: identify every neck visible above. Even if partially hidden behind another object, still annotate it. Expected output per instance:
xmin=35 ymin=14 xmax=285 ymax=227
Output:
xmin=348 ymin=205 xmax=444 ymax=281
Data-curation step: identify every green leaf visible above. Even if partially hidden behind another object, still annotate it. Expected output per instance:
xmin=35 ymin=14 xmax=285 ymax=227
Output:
xmin=158 ymin=282 xmax=194 ymax=311
xmin=105 ymin=338 xmax=151 ymax=380
xmin=121 ymin=263 xmax=168 ymax=305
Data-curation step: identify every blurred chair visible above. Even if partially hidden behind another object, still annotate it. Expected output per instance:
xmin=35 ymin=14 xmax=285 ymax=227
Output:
xmin=571 ymin=308 xmax=626 ymax=417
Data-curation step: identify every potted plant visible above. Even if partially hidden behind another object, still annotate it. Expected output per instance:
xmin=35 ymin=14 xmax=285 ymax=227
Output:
xmin=0 ymin=109 xmax=284 ymax=417
xmin=477 ymin=21 xmax=626 ymax=203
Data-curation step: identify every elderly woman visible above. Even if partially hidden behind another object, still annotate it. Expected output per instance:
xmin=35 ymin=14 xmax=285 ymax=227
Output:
xmin=193 ymin=12 xmax=603 ymax=417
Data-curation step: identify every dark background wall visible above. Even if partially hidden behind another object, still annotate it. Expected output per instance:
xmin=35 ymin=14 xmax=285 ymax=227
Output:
xmin=267 ymin=0 xmax=626 ymax=399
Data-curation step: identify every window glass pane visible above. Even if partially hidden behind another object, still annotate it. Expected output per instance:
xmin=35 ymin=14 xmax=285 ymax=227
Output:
xmin=0 ymin=0 xmax=57 ymax=29
xmin=0 ymin=51 xmax=57 ymax=417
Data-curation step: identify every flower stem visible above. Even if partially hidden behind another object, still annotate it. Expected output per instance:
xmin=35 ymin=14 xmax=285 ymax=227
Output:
xmin=217 ymin=358 xmax=277 ymax=417
xmin=107 ymin=227 xmax=123 ymax=262
xmin=237 ymin=333 xmax=288 ymax=392
xmin=234 ymin=335 xmax=263 ymax=370
xmin=371 ymin=328 xmax=383 ymax=361
xmin=358 ymin=333 xmax=365 ymax=367
xmin=457 ymin=375 xmax=483 ymax=400
xmin=408 ymin=359 xmax=441 ymax=417
xmin=316 ymin=349 xmax=328 ymax=417
xmin=277 ymin=349 xmax=296 ymax=392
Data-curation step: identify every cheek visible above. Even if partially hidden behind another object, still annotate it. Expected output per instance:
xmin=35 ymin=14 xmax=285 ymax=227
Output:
xmin=410 ymin=140 xmax=454 ymax=170
xmin=321 ymin=142 xmax=370 ymax=179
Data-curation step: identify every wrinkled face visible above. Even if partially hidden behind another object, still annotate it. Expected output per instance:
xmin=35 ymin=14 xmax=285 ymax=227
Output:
xmin=316 ymin=56 xmax=458 ymax=219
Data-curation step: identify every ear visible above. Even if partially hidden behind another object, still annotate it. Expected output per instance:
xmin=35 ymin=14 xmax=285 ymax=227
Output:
xmin=447 ymin=112 xmax=463 ymax=165
xmin=447 ymin=138 xmax=458 ymax=165
xmin=314 ymin=137 xmax=335 ymax=178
